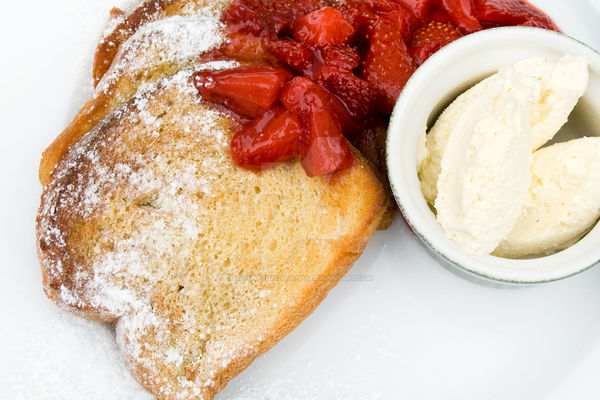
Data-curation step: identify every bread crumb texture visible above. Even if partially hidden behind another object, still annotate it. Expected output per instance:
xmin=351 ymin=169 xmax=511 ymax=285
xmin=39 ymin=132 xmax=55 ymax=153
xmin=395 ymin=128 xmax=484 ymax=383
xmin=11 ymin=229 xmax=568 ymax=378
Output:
xmin=37 ymin=72 xmax=385 ymax=399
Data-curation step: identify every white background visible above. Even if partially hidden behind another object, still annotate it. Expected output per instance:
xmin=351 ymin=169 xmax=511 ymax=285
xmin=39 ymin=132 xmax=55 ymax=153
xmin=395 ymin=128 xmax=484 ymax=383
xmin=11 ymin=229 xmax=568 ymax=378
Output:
xmin=1 ymin=0 xmax=600 ymax=399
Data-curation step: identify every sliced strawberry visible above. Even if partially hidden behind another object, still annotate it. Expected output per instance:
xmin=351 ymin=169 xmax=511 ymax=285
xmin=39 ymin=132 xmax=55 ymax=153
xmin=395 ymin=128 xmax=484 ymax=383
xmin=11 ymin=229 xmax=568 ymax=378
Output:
xmin=337 ymin=0 xmax=378 ymax=30
xmin=280 ymin=77 xmax=353 ymax=176
xmin=394 ymin=0 xmax=435 ymax=21
xmin=194 ymin=66 xmax=293 ymax=118
xmin=292 ymin=7 xmax=356 ymax=48
xmin=409 ymin=19 xmax=463 ymax=65
xmin=240 ymin=0 xmax=327 ymax=34
xmin=318 ymin=66 xmax=382 ymax=120
xmin=230 ymin=107 xmax=302 ymax=168
xmin=221 ymin=0 xmax=265 ymax=36
xmin=441 ymin=0 xmax=482 ymax=33
xmin=218 ymin=0 xmax=281 ymax=64
xmin=337 ymin=0 xmax=418 ymax=43
xmin=319 ymin=45 xmax=360 ymax=72
xmin=473 ymin=0 xmax=559 ymax=31
xmin=281 ymin=76 xmax=356 ymax=135
xmin=379 ymin=2 xmax=420 ymax=44
xmin=268 ymin=40 xmax=313 ymax=72
xmin=218 ymin=31 xmax=280 ymax=65
xmin=311 ymin=45 xmax=360 ymax=82
xmin=361 ymin=17 xmax=417 ymax=114
xmin=301 ymin=111 xmax=354 ymax=177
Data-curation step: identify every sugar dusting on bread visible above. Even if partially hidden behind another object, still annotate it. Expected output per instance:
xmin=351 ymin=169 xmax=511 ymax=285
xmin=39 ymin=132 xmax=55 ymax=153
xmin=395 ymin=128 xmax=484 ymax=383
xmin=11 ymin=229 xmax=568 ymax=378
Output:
xmin=98 ymin=13 xmax=226 ymax=94
xmin=39 ymin=71 xmax=252 ymax=398
xmin=36 ymin=2 xmax=387 ymax=399
xmin=39 ymin=68 xmax=320 ymax=399
xmin=37 ymin=60 xmax=385 ymax=397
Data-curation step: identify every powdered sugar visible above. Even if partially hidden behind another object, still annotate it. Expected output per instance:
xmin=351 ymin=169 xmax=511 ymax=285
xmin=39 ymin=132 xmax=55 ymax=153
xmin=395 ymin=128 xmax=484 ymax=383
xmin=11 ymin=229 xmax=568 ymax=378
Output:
xmin=34 ymin=1 xmax=310 ymax=398
xmin=196 ymin=60 xmax=240 ymax=71
xmin=100 ymin=10 xmax=126 ymax=40
xmin=38 ymin=68 xmax=241 ymax=398
xmin=2 ymin=308 xmax=153 ymax=400
xmin=60 ymin=285 xmax=80 ymax=306
xmin=98 ymin=13 xmax=226 ymax=93
xmin=123 ymin=14 xmax=224 ymax=61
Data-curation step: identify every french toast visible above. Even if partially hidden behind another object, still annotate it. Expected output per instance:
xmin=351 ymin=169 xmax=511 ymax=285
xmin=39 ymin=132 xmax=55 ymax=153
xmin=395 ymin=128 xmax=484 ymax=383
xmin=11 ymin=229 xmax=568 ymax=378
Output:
xmin=39 ymin=0 xmax=234 ymax=186
xmin=39 ymin=0 xmax=396 ymax=226
xmin=93 ymin=0 xmax=234 ymax=86
xmin=36 ymin=69 xmax=387 ymax=398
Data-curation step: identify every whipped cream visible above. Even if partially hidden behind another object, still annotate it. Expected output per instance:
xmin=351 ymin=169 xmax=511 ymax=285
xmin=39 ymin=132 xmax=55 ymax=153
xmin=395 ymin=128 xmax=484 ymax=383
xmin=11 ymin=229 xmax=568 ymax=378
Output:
xmin=433 ymin=69 xmax=533 ymax=255
xmin=418 ymin=55 xmax=591 ymax=256
xmin=419 ymin=55 xmax=589 ymax=206
xmin=495 ymin=137 xmax=600 ymax=258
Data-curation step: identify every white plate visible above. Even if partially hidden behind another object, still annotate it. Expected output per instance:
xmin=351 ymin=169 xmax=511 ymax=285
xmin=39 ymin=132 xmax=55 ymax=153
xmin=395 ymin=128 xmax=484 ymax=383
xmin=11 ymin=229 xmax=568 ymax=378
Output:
xmin=1 ymin=1 xmax=600 ymax=399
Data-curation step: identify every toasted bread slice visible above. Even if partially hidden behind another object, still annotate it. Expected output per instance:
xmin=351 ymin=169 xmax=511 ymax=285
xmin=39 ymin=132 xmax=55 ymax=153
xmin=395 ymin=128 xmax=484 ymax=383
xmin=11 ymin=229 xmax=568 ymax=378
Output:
xmin=36 ymin=71 xmax=387 ymax=399
xmin=90 ymin=0 xmax=398 ymax=229
xmin=93 ymin=0 xmax=230 ymax=86
xmin=38 ymin=0 xmax=233 ymax=186
xmin=40 ymin=0 xmax=395 ymax=228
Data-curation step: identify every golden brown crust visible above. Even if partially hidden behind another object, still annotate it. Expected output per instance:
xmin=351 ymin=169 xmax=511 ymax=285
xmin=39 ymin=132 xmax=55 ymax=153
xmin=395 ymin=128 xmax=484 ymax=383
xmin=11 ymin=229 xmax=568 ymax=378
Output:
xmin=37 ymin=73 xmax=387 ymax=399
xmin=93 ymin=0 xmax=178 ymax=86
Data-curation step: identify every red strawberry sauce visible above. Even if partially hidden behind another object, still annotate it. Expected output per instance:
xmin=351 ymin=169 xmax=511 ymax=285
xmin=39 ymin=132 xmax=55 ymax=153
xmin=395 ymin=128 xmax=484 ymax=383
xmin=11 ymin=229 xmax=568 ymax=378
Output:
xmin=194 ymin=0 xmax=558 ymax=177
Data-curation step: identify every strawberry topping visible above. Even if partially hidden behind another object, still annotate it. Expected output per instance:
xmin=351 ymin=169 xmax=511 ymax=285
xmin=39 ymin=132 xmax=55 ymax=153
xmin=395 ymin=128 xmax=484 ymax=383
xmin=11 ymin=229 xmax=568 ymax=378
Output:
xmin=318 ymin=66 xmax=383 ymax=120
xmin=194 ymin=66 xmax=293 ymax=118
xmin=473 ymin=0 xmax=559 ymax=31
xmin=231 ymin=107 xmax=302 ymax=168
xmin=268 ymin=40 xmax=314 ymax=72
xmin=319 ymin=45 xmax=361 ymax=72
xmin=441 ymin=0 xmax=482 ymax=33
xmin=218 ymin=32 xmax=280 ymax=65
xmin=292 ymin=7 xmax=356 ymax=48
xmin=395 ymin=0 xmax=435 ymax=21
xmin=280 ymin=76 xmax=357 ymax=135
xmin=377 ymin=1 xmax=420 ymax=44
xmin=428 ymin=4 xmax=453 ymax=22
xmin=361 ymin=16 xmax=417 ymax=113
xmin=194 ymin=0 xmax=559 ymax=177
xmin=300 ymin=110 xmax=354 ymax=177
xmin=409 ymin=19 xmax=464 ymax=65
xmin=221 ymin=1 xmax=266 ymax=36
xmin=280 ymin=77 xmax=354 ymax=176
xmin=238 ymin=0 xmax=327 ymax=33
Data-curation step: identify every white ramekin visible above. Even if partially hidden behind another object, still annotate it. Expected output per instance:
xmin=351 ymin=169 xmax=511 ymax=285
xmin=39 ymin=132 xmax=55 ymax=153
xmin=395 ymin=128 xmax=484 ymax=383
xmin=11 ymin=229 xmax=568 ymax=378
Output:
xmin=386 ymin=27 xmax=600 ymax=284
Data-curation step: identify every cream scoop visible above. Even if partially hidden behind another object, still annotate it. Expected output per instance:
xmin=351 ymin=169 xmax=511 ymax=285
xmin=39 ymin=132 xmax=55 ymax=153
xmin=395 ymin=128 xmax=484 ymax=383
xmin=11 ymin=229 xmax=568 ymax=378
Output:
xmin=419 ymin=55 xmax=589 ymax=206
xmin=418 ymin=55 xmax=590 ymax=256
xmin=433 ymin=73 xmax=532 ymax=255
xmin=495 ymin=137 xmax=600 ymax=258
